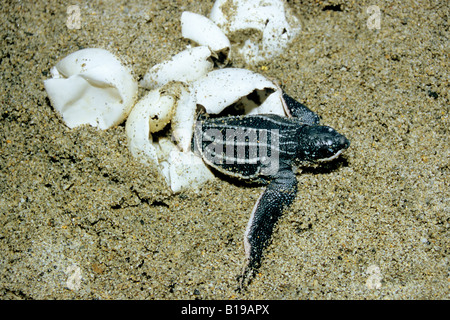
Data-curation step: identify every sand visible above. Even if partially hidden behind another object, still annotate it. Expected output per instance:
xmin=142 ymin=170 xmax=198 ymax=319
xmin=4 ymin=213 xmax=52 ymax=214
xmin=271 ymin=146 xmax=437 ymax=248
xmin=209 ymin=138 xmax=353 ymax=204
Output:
xmin=0 ymin=0 xmax=448 ymax=299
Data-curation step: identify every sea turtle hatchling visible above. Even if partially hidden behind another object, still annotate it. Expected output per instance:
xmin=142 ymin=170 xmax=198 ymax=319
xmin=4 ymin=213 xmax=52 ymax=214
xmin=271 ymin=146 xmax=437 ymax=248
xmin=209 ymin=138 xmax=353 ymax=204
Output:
xmin=193 ymin=93 xmax=350 ymax=285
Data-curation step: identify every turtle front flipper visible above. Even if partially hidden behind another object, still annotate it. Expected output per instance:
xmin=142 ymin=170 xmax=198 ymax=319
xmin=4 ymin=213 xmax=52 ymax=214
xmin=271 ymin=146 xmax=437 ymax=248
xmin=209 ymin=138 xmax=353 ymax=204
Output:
xmin=282 ymin=92 xmax=320 ymax=125
xmin=240 ymin=166 xmax=298 ymax=286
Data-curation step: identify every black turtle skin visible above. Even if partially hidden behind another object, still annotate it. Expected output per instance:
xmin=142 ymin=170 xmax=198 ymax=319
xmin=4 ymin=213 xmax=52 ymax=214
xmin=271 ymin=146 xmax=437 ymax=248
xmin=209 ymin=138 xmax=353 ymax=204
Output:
xmin=193 ymin=93 xmax=350 ymax=286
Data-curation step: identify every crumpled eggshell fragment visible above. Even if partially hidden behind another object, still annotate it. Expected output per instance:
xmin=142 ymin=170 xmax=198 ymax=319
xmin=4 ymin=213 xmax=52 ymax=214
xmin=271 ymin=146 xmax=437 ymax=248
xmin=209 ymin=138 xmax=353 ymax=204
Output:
xmin=210 ymin=0 xmax=301 ymax=64
xmin=140 ymin=90 xmax=175 ymax=133
xmin=241 ymin=86 xmax=286 ymax=116
xmin=158 ymin=138 xmax=215 ymax=193
xmin=170 ymin=85 xmax=197 ymax=152
xmin=44 ymin=48 xmax=138 ymax=129
xmin=192 ymin=68 xmax=285 ymax=115
xmin=125 ymin=83 xmax=185 ymax=167
xmin=126 ymin=81 xmax=204 ymax=193
xmin=141 ymin=46 xmax=214 ymax=90
xmin=181 ymin=11 xmax=231 ymax=66
xmin=125 ymin=89 xmax=162 ymax=168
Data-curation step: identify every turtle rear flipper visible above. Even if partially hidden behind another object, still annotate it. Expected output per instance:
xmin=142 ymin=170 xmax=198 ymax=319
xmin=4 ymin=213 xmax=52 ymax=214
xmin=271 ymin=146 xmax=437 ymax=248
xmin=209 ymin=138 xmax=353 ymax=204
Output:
xmin=240 ymin=166 xmax=298 ymax=287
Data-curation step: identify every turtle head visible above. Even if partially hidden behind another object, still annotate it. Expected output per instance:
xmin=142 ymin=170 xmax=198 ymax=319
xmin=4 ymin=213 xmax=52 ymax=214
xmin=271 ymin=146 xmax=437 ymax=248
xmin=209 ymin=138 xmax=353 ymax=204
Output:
xmin=296 ymin=125 xmax=350 ymax=162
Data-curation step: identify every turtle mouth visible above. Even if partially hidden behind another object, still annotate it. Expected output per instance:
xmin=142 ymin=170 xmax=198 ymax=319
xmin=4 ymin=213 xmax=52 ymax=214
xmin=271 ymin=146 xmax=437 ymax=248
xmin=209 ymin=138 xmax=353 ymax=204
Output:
xmin=316 ymin=148 xmax=345 ymax=162
xmin=316 ymin=136 xmax=350 ymax=162
xmin=317 ymin=134 xmax=350 ymax=162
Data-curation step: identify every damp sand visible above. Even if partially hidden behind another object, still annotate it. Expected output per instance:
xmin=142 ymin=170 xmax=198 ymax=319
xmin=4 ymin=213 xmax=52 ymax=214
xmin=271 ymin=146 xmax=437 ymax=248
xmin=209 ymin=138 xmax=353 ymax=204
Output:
xmin=0 ymin=0 xmax=448 ymax=299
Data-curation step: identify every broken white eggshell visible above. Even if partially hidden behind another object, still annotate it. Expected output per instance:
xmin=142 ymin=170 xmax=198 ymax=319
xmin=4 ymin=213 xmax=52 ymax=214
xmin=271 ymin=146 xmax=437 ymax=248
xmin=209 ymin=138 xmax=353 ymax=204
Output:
xmin=192 ymin=68 xmax=286 ymax=116
xmin=170 ymin=86 xmax=197 ymax=152
xmin=125 ymin=88 xmax=169 ymax=167
xmin=137 ymin=79 xmax=197 ymax=153
xmin=125 ymin=82 xmax=187 ymax=167
xmin=158 ymin=138 xmax=215 ymax=193
xmin=141 ymin=11 xmax=232 ymax=92
xmin=44 ymin=48 xmax=138 ymax=129
xmin=210 ymin=0 xmax=301 ymax=64
xmin=181 ymin=11 xmax=231 ymax=66
xmin=140 ymin=46 xmax=214 ymax=90
xmin=125 ymin=82 xmax=214 ymax=193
